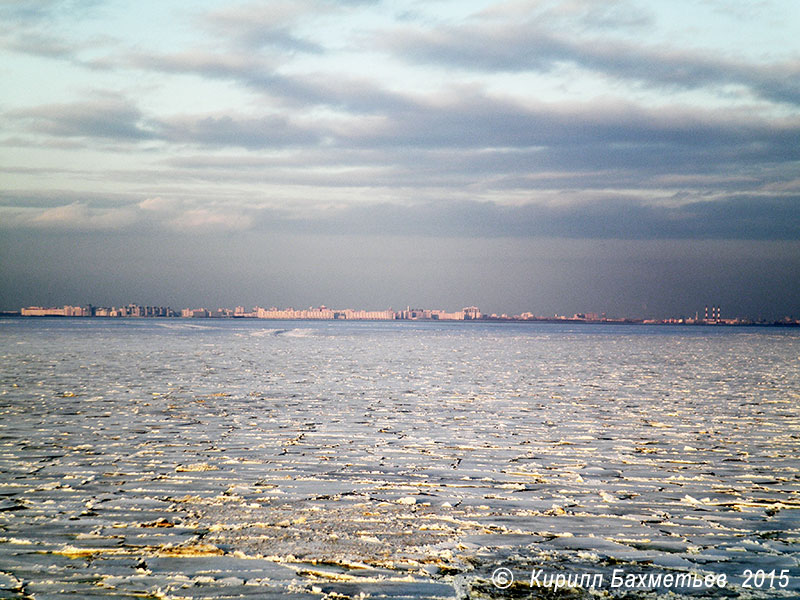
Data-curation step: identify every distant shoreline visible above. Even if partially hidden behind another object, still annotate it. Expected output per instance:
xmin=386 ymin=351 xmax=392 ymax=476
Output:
xmin=2 ymin=313 xmax=797 ymax=327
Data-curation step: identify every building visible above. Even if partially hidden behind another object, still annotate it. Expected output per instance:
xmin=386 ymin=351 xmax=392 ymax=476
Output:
xmin=181 ymin=308 xmax=210 ymax=318
xmin=337 ymin=309 xmax=395 ymax=320
xmin=21 ymin=305 xmax=88 ymax=317
xmin=257 ymin=306 xmax=335 ymax=319
xmin=463 ymin=306 xmax=481 ymax=320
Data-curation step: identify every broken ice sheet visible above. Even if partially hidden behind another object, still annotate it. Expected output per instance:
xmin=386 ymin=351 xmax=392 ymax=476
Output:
xmin=1 ymin=319 xmax=798 ymax=598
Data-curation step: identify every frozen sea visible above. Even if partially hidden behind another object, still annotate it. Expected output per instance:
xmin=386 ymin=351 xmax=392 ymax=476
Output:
xmin=0 ymin=317 xmax=798 ymax=599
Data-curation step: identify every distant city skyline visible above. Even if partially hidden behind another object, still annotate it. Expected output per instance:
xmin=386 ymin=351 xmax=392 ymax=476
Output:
xmin=12 ymin=300 xmax=799 ymax=325
xmin=1 ymin=1 xmax=798 ymax=320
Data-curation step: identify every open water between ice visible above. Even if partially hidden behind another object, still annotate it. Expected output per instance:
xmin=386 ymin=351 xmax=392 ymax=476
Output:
xmin=0 ymin=318 xmax=798 ymax=599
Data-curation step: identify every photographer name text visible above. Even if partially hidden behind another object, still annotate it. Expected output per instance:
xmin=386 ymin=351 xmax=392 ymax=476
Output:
xmin=492 ymin=567 xmax=792 ymax=592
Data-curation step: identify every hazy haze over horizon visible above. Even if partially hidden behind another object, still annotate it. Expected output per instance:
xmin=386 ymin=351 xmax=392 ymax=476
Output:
xmin=1 ymin=0 xmax=799 ymax=319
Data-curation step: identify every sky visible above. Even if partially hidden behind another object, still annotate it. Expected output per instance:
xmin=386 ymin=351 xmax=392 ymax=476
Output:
xmin=1 ymin=0 xmax=799 ymax=319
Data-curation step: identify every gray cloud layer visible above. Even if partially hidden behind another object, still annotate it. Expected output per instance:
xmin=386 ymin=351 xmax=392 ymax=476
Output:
xmin=3 ymin=194 xmax=798 ymax=241
xmin=382 ymin=20 xmax=800 ymax=107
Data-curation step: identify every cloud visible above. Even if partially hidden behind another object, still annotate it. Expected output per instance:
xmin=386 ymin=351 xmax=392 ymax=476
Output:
xmin=167 ymin=208 xmax=254 ymax=231
xmin=249 ymin=196 xmax=800 ymax=241
xmin=109 ymin=39 xmax=800 ymax=168
xmin=137 ymin=196 xmax=182 ymax=212
xmin=0 ymin=0 xmax=102 ymax=23
xmin=0 ymin=0 xmax=110 ymax=62
xmin=478 ymin=0 xmax=653 ymax=31
xmin=380 ymin=16 xmax=800 ymax=106
xmin=157 ymin=113 xmax=321 ymax=148
xmin=203 ymin=2 xmax=326 ymax=53
xmin=128 ymin=50 xmax=273 ymax=80
xmin=136 ymin=197 xmax=254 ymax=231
xmin=6 ymin=193 xmax=796 ymax=241
xmin=0 ymin=198 xmax=257 ymax=233
xmin=2 ymin=0 xmax=797 ymax=249
xmin=27 ymin=202 xmax=137 ymax=230
xmin=130 ymin=46 xmax=415 ymax=116
xmin=9 ymin=96 xmax=155 ymax=141
xmin=6 ymin=95 xmax=320 ymax=149
xmin=4 ymin=80 xmax=797 ymax=223
xmin=198 ymin=0 xmax=384 ymax=55
xmin=0 ymin=30 xmax=77 ymax=58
